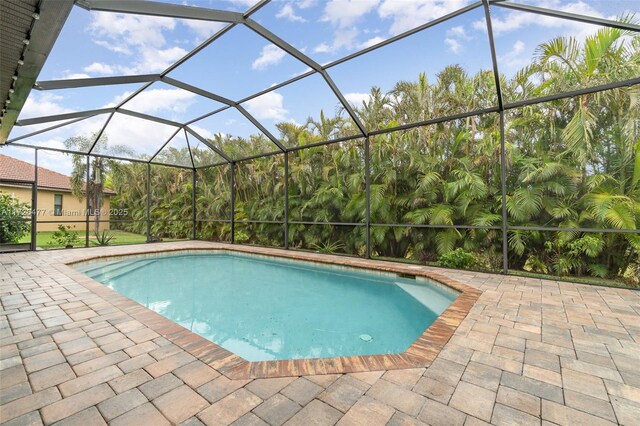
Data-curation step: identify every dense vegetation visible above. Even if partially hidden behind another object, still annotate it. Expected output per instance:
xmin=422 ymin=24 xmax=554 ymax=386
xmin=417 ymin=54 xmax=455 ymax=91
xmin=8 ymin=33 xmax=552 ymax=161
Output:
xmin=65 ymin=27 xmax=639 ymax=285
xmin=0 ymin=193 xmax=30 ymax=243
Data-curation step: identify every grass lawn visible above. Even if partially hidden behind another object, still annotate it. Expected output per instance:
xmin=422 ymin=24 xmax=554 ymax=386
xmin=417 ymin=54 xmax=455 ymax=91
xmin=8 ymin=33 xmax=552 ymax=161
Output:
xmin=19 ymin=229 xmax=157 ymax=248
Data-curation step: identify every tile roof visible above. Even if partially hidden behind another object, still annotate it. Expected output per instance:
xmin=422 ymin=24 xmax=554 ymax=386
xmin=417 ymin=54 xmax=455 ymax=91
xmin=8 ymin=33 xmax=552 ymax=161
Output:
xmin=0 ymin=154 xmax=115 ymax=195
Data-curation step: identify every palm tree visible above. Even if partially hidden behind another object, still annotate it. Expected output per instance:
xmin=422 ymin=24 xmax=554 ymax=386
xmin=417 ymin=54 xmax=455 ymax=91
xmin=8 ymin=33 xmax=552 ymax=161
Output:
xmin=66 ymin=134 xmax=134 ymax=233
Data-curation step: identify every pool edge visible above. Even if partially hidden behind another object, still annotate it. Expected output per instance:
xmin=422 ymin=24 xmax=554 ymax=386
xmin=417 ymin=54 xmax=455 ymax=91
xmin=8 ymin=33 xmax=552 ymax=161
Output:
xmin=58 ymin=244 xmax=482 ymax=379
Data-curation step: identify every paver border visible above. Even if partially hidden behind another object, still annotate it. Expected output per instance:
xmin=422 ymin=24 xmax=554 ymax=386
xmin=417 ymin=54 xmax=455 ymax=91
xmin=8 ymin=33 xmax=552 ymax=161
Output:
xmin=57 ymin=244 xmax=481 ymax=379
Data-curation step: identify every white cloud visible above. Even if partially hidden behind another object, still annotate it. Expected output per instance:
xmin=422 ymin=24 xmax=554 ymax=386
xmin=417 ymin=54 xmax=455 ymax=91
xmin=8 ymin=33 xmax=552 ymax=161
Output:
xmin=314 ymin=26 xmax=362 ymax=56
xmin=89 ymin=12 xmax=176 ymax=50
xmin=63 ymin=73 xmax=92 ymax=79
xmin=471 ymin=1 xmax=636 ymax=73
xmin=11 ymin=89 xmax=185 ymax=160
xmin=297 ymin=0 xmax=317 ymax=8
xmin=93 ymin=40 xmax=131 ymax=55
xmin=252 ymin=44 xmax=287 ymax=70
xmin=136 ymin=46 xmax=189 ymax=73
xmin=513 ymin=40 xmax=525 ymax=54
xmin=103 ymin=91 xmax=132 ymax=109
xmin=189 ymin=114 xmax=254 ymax=140
xmin=378 ymin=0 xmax=470 ymax=35
xmin=189 ymin=124 xmax=213 ymax=140
xmin=20 ymin=93 xmax=74 ymax=119
xmin=228 ymin=0 xmax=258 ymax=7
xmin=244 ymin=92 xmax=289 ymax=121
xmin=9 ymin=115 xmax=111 ymax=168
xmin=474 ymin=0 xmax=604 ymax=35
xmin=446 ymin=25 xmax=471 ymax=40
xmin=443 ymin=24 xmax=471 ymax=54
xmin=344 ymin=92 xmax=371 ymax=106
xmin=183 ymin=20 xmax=225 ymax=40
xmin=97 ymin=47 xmax=187 ymax=76
xmin=38 ymin=146 xmax=75 ymax=175
xmin=85 ymin=11 xmax=191 ymax=75
xmin=359 ymin=36 xmax=385 ymax=49
xmin=332 ymin=27 xmax=359 ymax=50
xmin=101 ymin=114 xmax=179 ymax=155
xmin=315 ymin=0 xmax=386 ymax=56
xmin=277 ymin=4 xmax=306 ymax=22
xmin=498 ymin=40 xmax=528 ymax=70
xmin=444 ymin=38 xmax=463 ymax=54
xmin=314 ymin=42 xmax=331 ymax=53
xmin=83 ymin=62 xmax=115 ymax=75
xmin=118 ymin=88 xmax=197 ymax=116
xmin=290 ymin=66 xmax=314 ymax=78
xmin=322 ymin=0 xmax=379 ymax=28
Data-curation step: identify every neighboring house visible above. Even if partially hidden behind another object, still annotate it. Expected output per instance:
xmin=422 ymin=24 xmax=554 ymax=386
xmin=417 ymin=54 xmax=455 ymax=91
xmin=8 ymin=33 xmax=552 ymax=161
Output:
xmin=0 ymin=154 xmax=115 ymax=231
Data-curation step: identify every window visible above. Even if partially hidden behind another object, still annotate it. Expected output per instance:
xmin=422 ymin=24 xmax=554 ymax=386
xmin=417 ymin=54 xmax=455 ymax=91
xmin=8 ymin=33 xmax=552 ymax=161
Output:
xmin=54 ymin=194 xmax=63 ymax=216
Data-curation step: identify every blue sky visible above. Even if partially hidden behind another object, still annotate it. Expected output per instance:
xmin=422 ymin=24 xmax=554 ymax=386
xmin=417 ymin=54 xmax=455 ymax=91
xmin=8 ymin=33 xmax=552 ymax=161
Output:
xmin=2 ymin=0 xmax=635 ymax=174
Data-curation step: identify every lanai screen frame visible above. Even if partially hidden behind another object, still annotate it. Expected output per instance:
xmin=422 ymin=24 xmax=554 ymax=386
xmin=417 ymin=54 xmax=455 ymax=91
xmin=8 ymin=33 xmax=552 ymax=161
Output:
xmin=3 ymin=0 xmax=640 ymax=274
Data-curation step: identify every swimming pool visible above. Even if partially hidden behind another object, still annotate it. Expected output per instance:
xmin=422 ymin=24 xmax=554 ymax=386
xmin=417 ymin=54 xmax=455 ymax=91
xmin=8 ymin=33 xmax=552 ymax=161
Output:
xmin=75 ymin=252 xmax=457 ymax=362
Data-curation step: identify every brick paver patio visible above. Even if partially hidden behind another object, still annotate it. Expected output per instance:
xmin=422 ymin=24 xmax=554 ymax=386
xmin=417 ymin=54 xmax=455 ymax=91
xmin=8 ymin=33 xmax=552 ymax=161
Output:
xmin=1 ymin=241 xmax=639 ymax=425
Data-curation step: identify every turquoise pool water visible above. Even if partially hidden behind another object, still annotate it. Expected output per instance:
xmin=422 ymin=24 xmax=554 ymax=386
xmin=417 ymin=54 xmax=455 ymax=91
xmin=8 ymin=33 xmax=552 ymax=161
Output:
xmin=76 ymin=252 xmax=457 ymax=361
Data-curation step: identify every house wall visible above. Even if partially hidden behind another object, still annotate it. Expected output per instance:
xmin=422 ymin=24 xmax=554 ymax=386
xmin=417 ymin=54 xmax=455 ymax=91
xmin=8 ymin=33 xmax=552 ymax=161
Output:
xmin=0 ymin=185 xmax=110 ymax=232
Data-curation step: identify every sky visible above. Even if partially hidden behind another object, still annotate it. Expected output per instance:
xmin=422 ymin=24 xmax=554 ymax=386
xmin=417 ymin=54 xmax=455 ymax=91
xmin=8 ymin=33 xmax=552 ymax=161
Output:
xmin=1 ymin=0 xmax=636 ymax=175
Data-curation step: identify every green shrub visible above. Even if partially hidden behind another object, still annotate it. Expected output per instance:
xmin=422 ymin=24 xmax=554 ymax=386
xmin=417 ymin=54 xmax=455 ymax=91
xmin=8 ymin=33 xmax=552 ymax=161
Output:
xmin=50 ymin=225 xmax=80 ymax=248
xmin=438 ymin=248 xmax=478 ymax=269
xmin=234 ymin=230 xmax=249 ymax=244
xmin=0 ymin=192 xmax=30 ymax=243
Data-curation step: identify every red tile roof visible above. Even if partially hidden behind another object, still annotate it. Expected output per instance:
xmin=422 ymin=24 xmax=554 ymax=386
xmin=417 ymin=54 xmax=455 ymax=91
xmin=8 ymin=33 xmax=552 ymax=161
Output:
xmin=0 ymin=154 xmax=115 ymax=195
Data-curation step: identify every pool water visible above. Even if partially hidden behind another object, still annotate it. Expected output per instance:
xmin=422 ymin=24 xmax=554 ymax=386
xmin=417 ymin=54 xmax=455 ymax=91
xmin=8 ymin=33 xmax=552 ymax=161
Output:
xmin=76 ymin=253 xmax=457 ymax=361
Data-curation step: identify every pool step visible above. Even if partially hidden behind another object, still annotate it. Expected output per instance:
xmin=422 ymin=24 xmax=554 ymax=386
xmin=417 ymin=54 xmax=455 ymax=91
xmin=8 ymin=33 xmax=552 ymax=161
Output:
xmin=395 ymin=281 xmax=454 ymax=314
xmin=88 ymin=259 xmax=156 ymax=282
xmin=77 ymin=259 xmax=127 ymax=274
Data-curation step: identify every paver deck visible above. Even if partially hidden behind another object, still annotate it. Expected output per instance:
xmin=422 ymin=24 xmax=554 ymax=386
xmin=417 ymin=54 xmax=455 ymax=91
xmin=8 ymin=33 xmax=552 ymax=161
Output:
xmin=1 ymin=241 xmax=639 ymax=425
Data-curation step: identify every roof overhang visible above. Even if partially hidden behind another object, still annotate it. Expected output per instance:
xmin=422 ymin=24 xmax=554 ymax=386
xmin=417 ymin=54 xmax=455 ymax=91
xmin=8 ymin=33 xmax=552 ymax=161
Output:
xmin=0 ymin=0 xmax=74 ymax=144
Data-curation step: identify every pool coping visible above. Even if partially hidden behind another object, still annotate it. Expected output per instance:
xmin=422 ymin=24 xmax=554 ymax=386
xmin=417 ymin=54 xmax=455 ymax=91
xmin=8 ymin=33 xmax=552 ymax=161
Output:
xmin=57 ymin=244 xmax=482 ymax=379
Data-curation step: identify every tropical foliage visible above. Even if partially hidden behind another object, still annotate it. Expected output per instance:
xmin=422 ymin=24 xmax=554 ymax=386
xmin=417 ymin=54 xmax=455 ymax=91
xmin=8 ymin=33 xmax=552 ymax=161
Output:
xmin=66 ymin=135 xmax=134 ymax=232
xmin=67 ymin=27 xmax=639 ymax=285
xmin=0 ymin=192 xmax=30 ymax=243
